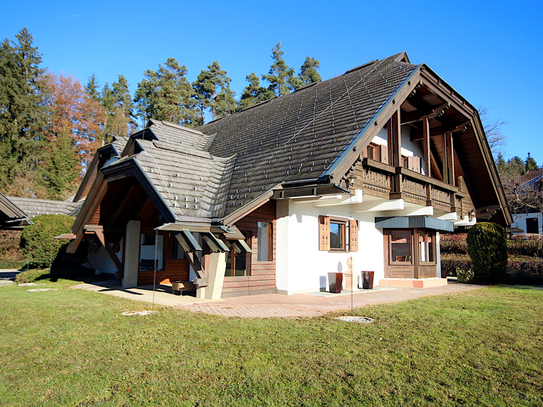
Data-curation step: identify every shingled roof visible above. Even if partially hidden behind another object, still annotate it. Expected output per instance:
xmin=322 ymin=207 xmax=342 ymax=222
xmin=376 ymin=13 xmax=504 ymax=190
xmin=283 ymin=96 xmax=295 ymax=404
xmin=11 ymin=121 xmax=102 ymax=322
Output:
xmin=104 ymin=120 xmax=235 ymax=222
xmin=200 ymin=52 xmax=418 ymax=215
xmin=100 ymin=53 xmax=417 ymax=224
xmin=6 ymin=196 xmax=81 ymax=218
xmin=0 ymin=192 xmax=27 ymax=229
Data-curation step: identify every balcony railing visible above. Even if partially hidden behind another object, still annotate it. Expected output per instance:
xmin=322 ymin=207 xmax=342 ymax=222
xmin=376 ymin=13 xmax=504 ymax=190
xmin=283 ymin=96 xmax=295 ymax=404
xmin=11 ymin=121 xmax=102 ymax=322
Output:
xmin=356 ymin=158 xmax=473 ymax=218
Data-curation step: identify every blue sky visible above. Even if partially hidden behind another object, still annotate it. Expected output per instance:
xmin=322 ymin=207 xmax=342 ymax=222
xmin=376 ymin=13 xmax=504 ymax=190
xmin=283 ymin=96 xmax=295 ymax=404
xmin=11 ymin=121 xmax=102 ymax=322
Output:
xmin=3 ymin=0 xmax=542 ymax=163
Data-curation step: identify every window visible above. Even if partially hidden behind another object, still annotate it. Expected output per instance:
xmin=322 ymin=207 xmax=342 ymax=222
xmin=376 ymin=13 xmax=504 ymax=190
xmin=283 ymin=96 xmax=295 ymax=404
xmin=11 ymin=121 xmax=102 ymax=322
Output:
xmin=257 ymin=222 xmax=273 ymax=261
xmin=418 ymin=230 xmax=435 ymax=263
xmin=319 ymin=216 xmax=358 ymax=252
xmin=171 ymin=235 xmax=185 ymax=259
xmin=140 ymin=234 xmax=164 ymax=270
xmin=225 ymin=231 xmax=251 ymax=277
xmin=330 ymin=221 xmax=346 ymax=250
xmin=390 ymin=230 xmax=411 ymax=263
xmin=527 ymin=217 xmax=539 ymax=234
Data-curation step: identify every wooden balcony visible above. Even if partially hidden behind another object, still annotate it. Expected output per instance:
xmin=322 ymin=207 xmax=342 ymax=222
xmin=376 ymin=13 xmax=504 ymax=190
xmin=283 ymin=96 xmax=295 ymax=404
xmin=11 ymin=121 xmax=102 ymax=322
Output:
xmin=353 ymin=158 xmax=474 ymax=218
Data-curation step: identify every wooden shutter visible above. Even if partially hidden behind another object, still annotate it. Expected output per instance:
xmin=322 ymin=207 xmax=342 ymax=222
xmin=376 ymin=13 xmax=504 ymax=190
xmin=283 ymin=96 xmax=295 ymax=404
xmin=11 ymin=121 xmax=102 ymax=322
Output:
xmin=349 ymin=219 xmax=358 ymax=252
xmin=380 ymin=145 xmax=389 ymax=164
xmin=319 ymin=215 xmax=330 ymax=251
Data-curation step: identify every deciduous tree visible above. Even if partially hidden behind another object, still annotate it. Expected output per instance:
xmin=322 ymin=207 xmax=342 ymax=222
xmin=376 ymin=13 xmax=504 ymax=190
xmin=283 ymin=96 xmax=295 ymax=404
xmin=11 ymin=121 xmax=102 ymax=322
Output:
xmin=44 ymin=72 xmax=105 ymax=176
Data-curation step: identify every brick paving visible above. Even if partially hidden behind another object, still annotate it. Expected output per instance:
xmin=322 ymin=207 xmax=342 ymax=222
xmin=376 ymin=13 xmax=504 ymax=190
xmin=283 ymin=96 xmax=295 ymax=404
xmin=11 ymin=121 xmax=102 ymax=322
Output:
xmin=174 ymin=282 xmax=484 ymax=318
xmin=72 ymin=278 xmax=486 ymax=319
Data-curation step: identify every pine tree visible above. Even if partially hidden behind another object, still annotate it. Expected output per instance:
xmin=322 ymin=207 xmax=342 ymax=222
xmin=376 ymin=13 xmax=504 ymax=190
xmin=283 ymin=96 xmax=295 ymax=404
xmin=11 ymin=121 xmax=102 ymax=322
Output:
xmin=193 ymin=61 xmax=236 ymax=122
xmin=0 ymin=28 xmax=49 ymax=196
xmin=262 ymin=42 xmax=297 ymax=96
xmin=134 ymin=58 xmax=199 ymax=127
xmin=100 ymin=75 xmax=135 ymax=141
xmin=299 ymin=56 xmax=321 ymax=85
xmin=85 ymin=74 xmax=101 ymax=102
xmin=42 ymin=127 xmax=80 ymax=199
xmin=506 ymin=156 xmax=526 ymax=177
xmin=525 ymin=152 xmax=538 ymax=171
xmin=239 ymin=73 xmax=274 ymax=110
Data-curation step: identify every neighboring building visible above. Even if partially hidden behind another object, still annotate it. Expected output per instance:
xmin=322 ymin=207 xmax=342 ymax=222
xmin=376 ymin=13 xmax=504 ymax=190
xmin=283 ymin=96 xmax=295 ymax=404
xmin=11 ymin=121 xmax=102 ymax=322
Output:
xmin=0 ymin=193 xmax=28 ymax=230
xmin=67 ymin=52 xmax=511 ymax=298
xmin=508 ymin=169 xmax=543 ymax=235
xmin=6 ymin=196 xmax=81 ymax=220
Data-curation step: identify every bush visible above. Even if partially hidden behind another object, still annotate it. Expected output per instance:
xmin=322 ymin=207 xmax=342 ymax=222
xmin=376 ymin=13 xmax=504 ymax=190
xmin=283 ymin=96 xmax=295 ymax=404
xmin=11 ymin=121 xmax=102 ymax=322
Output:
xmin=20 ymin=214 xmax=74 ymax=269
xmin=456 ymin=266 xmax=474 ymax=283
xmin=441 ymin=257 xmax=472 ymax=277
xmin=440 ymin=233 xmax=468 ymax=254
xmin=467 ymin=222 xmax=508 ymax=283
xmin=14 ymin=268 xmax=50 ymax=284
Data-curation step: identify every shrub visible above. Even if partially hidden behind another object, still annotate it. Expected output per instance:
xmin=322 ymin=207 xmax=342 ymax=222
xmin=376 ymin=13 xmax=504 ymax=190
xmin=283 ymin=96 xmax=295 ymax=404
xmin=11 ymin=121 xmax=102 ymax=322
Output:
xmin=14 ymin=268 xmax=50 ymax=284
xmin=467 ymin=222 xmax=507 ymax=283
xmin=20 ymin=214 xmax=74 ymax=269
xmin=440 ymin=233 xmax=468 ymax=254
xmin=441 ymin=258 xmax=472 ymax=277
xmin=456 ymin=266 xmax=474 ymax=283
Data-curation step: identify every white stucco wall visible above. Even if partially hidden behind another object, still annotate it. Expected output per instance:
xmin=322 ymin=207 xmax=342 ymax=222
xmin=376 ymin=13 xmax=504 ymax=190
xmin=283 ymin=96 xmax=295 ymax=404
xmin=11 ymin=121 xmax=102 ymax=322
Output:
xmin=275 ymin=199 xmax=385 ymax=294
xmin=86 ymin=244 xmax=121 ymax=275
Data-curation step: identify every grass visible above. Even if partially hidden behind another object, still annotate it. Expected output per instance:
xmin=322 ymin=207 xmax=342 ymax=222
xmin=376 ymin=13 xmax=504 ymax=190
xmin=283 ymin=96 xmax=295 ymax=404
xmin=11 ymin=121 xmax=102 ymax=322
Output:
xmin=1 ymin=281 xmax=542 ymax=406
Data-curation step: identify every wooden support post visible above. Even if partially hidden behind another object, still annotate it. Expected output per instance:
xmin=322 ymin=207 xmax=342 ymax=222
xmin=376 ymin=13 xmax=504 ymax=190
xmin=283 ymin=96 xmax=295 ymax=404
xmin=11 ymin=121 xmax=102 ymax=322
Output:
xmin=446 ymin=133 xmax=455 ymax=186
xmin=422 ymin=117 xmax=431 ymax=176
xmin=94 ymin=228 xmax=124 ymax=276
xmin=388 ymin=110 xmax=403 ymax=194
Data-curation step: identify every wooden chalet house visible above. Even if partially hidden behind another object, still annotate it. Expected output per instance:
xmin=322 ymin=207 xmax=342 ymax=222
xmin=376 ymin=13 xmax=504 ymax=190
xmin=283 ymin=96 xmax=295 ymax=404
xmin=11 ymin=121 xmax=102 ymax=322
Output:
xmin=68 ymin=52 xmax=511 ymax=298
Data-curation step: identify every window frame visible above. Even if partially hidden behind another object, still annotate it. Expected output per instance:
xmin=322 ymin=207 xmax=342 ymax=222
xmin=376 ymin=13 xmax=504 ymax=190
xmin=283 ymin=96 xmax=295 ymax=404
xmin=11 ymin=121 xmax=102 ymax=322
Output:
xmin=257 ymin=221 xmax=273 ymax=261
xmin=418 ymin=229 xmax=436 ymax=264
xmin=225 ymin=231 xmax=252 ymax=277
xmin=318 ymin=215 xmax=358 ymax=253
xmin=389 ymin=229 xmax=412 ymax=265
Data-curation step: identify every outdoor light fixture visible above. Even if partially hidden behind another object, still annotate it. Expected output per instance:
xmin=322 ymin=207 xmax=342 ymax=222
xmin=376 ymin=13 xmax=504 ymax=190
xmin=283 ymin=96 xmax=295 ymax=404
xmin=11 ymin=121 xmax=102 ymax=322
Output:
xmin=469 ymin=209 xmax=476 ymax=221
xmin=346 ymin=173 xmax=357 ymax=190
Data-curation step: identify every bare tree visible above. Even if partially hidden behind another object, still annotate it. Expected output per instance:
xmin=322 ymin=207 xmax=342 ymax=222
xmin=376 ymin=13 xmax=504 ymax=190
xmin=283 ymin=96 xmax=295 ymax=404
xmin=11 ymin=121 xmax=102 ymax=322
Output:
xmin=502 ymin=174 xmax=543 ymax=214
xmin=478 ymin=106 xmax=507 ymax=159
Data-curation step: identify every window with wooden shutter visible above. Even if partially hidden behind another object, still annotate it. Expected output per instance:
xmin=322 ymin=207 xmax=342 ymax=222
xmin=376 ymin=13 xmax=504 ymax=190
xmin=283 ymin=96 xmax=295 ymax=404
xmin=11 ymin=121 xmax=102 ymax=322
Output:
xmin=318 ymin=215 xmax=330 ymax=250
xmin=320 ymin=216 xmax=358 ymax=252
xmin=349 ymin=219 xmax=358 ymax=252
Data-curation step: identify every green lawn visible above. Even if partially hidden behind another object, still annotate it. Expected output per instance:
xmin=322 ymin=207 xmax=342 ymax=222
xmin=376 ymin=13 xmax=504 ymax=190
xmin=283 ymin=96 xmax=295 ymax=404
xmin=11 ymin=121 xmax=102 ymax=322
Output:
xmin=1 ymin=281 xmax=542 ymax=406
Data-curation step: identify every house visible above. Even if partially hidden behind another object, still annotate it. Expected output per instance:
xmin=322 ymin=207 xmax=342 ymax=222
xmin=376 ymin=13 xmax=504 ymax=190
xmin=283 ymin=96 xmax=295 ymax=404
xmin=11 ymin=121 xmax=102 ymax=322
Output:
xmin=67 ymin=52 xmax=511 ymax=299
xmin=508 ymin=169 xmax=543 ymax=235
xmin=0 ymin=193 xmax=28 ymax=230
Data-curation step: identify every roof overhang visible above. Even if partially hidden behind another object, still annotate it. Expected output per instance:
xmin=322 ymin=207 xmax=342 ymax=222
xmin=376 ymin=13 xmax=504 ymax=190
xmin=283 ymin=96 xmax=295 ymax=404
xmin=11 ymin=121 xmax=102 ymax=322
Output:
xmin=375 ymin=216 xmax=454 ymax=232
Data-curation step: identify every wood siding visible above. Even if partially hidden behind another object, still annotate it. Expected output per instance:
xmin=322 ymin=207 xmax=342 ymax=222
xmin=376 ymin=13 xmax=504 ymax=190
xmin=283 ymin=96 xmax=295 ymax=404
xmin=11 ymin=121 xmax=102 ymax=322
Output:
xmin=222 ymin=201 xmax=277 ymax=297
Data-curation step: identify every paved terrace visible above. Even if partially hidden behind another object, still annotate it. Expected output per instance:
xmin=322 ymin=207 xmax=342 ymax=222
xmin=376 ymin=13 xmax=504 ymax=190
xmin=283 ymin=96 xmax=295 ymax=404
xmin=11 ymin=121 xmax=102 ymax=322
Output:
xmin=71 ymin=278 xmax=484 ymax=318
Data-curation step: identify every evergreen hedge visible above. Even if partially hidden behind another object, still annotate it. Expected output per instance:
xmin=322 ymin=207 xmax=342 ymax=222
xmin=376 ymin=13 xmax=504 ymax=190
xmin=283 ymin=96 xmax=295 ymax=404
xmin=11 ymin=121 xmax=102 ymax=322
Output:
xmin=467 ymin=222 xmax=508 ymax=283
xmin=20 ymin=214 xmax=74 ymax=268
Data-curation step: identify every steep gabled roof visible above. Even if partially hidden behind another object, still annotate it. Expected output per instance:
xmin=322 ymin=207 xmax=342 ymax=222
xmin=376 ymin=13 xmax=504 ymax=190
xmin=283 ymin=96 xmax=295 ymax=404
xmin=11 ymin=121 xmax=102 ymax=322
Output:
xmin=200 ymin=53 xmax=418 ymax=215
xmin=103 ymin=121 xmax=235 ymax=222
